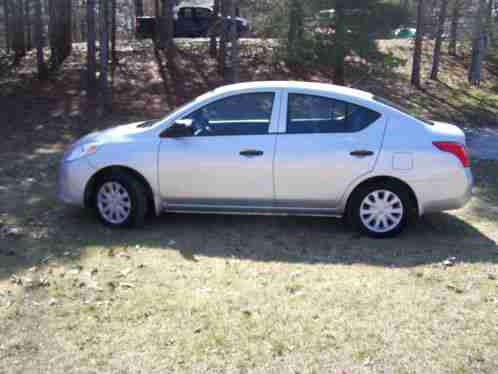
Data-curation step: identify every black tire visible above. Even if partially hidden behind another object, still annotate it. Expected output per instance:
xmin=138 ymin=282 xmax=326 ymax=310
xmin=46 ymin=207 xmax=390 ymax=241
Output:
xmin=348 ymin=181 xmax=413 ymax=238
xmin=93 ymin=171 xmax=147 ymax=229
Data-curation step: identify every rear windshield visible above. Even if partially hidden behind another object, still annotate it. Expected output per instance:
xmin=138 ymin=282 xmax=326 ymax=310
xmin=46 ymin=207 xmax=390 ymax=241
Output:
xmin=374 ymin=96 xmax=434 ymax=126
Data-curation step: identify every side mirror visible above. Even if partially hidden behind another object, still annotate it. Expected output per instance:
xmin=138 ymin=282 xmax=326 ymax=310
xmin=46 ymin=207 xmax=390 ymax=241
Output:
xmin=160 ymin=119 xmax=194 ymax=138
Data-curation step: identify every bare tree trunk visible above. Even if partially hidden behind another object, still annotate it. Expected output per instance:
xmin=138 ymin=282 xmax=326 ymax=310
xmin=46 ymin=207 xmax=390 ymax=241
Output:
xmin=430 ymin=0 xmax=448 ymax=80
xmin=333 ymin=1 xmax=346 ymax=85
xmin=34 ymin=0 xmax=46 ymax=78
xmin=71 ymin=0 xmax=78 ymax=43
xmin=13 ymin=0 xmax=26 ymax=60
xmin=135 ymin=0 xmax=144 ymax=17
xmin=209 ymin=0 xmax=219 ymax=57
xmin=288 ymin=0 xmax=304 ymax=65
xmin=25 ymin=0 xmax=32 ymax=50
xmin=448 ymin=0 xmax=460 ymax=56
xmin=99 ymin=0 xmax=111 ymax=112
xmin=154 ymin=0 xmax=160 ymax=42
xmin=49 ymin=0 xmax=72 ymax=68
xmin=161 ymin=0 xmax=174 ymax=52
xmin=3 ymin=0 xmax=10 ymax=52
xmin=218 ymin=0 xmax=227 ymax=75
xmin=86 ymin=0 xmax=97 ymax=103
xmin=411 ymin=0 xmax=424 ymax=88
xmin=63 ymin=0 xmax=71 ymax=58
xmin=111 ymin=0 xmax=117 ymax=85
xmin=486 ymin=0 xmax=494 ymax=43
xmin=48 ymin=0 xmax=55 ymax=56
xmin=469 ymin=0 xmax=486 ymax=86
xmin=224 ymin=0 xmax=239 ymax=83
xmin=80 ymin=0 xmax=86 ymax=41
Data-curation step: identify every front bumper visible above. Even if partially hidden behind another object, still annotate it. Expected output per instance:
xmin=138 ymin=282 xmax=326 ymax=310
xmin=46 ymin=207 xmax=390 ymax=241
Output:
xmin=57 ymin=158 xmax=96 ymax=207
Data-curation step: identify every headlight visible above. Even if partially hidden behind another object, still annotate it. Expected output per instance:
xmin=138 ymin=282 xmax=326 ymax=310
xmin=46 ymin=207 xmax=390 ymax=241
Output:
xmin=65 ymin=143 xmax=100 ymax=162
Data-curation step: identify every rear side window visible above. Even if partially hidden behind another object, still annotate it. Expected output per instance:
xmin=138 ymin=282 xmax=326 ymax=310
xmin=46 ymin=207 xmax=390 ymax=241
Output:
xmin=195 ymin=8 xmax=211 ymax=18
xmin=287 ymin=94 xmax=381 ymax=134
xmin=185 ymin=93 xmax=274 ymax=136
xmin=373 ymin=96 xmax=433 ymax=125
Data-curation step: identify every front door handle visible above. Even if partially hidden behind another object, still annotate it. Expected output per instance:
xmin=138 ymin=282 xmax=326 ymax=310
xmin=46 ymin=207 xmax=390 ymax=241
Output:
xmin=240 ymin=149 xmax=264 ymax=157
xmin=350 ymin=150 xmax=374 ymax=157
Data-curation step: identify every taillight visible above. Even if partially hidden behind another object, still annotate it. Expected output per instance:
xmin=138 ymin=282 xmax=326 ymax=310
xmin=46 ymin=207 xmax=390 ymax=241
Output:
xmin=433 ymin=141 xmax=470 ymax=167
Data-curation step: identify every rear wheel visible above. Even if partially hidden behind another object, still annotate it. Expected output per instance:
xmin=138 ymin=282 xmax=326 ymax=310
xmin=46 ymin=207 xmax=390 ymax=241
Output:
xmin=349 ymin=181 xmax=412 ymax=238
xmin=93 ymin=172 xmax=147 ymax=228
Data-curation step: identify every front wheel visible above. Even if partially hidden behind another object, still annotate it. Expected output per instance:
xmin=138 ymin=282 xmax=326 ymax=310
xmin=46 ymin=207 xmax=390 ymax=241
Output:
xmin=349 ymin=182 xmax=412 ymax=238
xmin=93 ymin=172 xmax=147 ymax=228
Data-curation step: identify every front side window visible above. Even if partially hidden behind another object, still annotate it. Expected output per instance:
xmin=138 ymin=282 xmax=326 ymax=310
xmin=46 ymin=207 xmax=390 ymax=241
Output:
xmin=180 ymin=8 xmax=194 ymax=19
xmin=185 ymin=93 xmax=274 ymax=136
xmin=287 ymin=94 xmax=381 ymax=134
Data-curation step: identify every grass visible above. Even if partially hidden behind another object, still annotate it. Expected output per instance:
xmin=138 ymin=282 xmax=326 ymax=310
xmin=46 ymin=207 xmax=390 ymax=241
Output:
xmin=0 ymin=142 xmax=497 ymax=373
xmin=1 ymin=39 xmax=498 ymax=373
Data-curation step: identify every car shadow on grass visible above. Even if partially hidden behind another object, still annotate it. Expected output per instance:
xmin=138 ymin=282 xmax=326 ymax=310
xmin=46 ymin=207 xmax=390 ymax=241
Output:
xmin=1 ymin=151 xmax=497 ymax=281
xmin=148 ymin=211 xmax=498 ymax=267
xmin=2 ymin=206 xmax=496 ymax=283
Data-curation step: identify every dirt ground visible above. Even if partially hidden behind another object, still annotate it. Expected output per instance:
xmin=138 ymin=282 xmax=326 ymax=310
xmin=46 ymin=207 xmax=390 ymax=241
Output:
xmin=1 ymin=40 xmax=498 ymax=373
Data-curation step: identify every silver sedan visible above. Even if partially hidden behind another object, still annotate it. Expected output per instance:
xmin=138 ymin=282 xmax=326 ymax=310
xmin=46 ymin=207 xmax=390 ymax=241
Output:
xmin=57 ymin=81 xmax=473 ymax=238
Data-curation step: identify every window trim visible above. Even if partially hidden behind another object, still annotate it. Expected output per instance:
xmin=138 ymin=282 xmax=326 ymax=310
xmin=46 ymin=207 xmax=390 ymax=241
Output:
xmin=280 ymin=91 xmax=382 ymax=135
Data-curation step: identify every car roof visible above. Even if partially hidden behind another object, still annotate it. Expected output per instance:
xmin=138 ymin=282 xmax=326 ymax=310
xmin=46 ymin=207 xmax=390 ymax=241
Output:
xmin=210 ymin=81 xmax=374 ymax=100
xmin=175 ymin=0 xmax=213 ymax=9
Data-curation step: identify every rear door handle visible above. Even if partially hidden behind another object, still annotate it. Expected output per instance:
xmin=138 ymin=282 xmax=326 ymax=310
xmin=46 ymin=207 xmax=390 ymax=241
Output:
xmin=350 ymin=150 xmax=374 ymax=157
xmin=240 ymin=149 xmax=264 ymax=157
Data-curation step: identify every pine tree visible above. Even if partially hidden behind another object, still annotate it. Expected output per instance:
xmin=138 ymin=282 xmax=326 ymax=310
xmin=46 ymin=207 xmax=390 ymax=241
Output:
xmin=309 ymin=0 xmax=409 ymax=85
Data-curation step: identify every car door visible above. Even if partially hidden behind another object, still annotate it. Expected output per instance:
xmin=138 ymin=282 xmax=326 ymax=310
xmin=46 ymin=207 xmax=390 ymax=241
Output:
xmin=176 ymin=7 xmax=197 ymax=36
xmin=274 ymin=90 xmax=387 ymax=209
xmin=158 ymin=91 xmax=280 ymax=210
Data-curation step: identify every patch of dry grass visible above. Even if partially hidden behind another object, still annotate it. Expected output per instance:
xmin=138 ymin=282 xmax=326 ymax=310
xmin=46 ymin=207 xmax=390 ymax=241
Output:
xmin=1 ymin=144 xmax=497 ymax=373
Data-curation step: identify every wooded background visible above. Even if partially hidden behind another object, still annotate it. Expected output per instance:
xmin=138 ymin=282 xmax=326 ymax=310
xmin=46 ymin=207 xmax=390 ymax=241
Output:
xmin=0 ymin=0 xmax=496 ymax=114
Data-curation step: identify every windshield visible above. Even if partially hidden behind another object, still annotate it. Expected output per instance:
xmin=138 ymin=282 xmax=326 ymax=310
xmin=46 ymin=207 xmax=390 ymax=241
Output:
xmin=374 ymin=96 xmax=433 ymax=125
